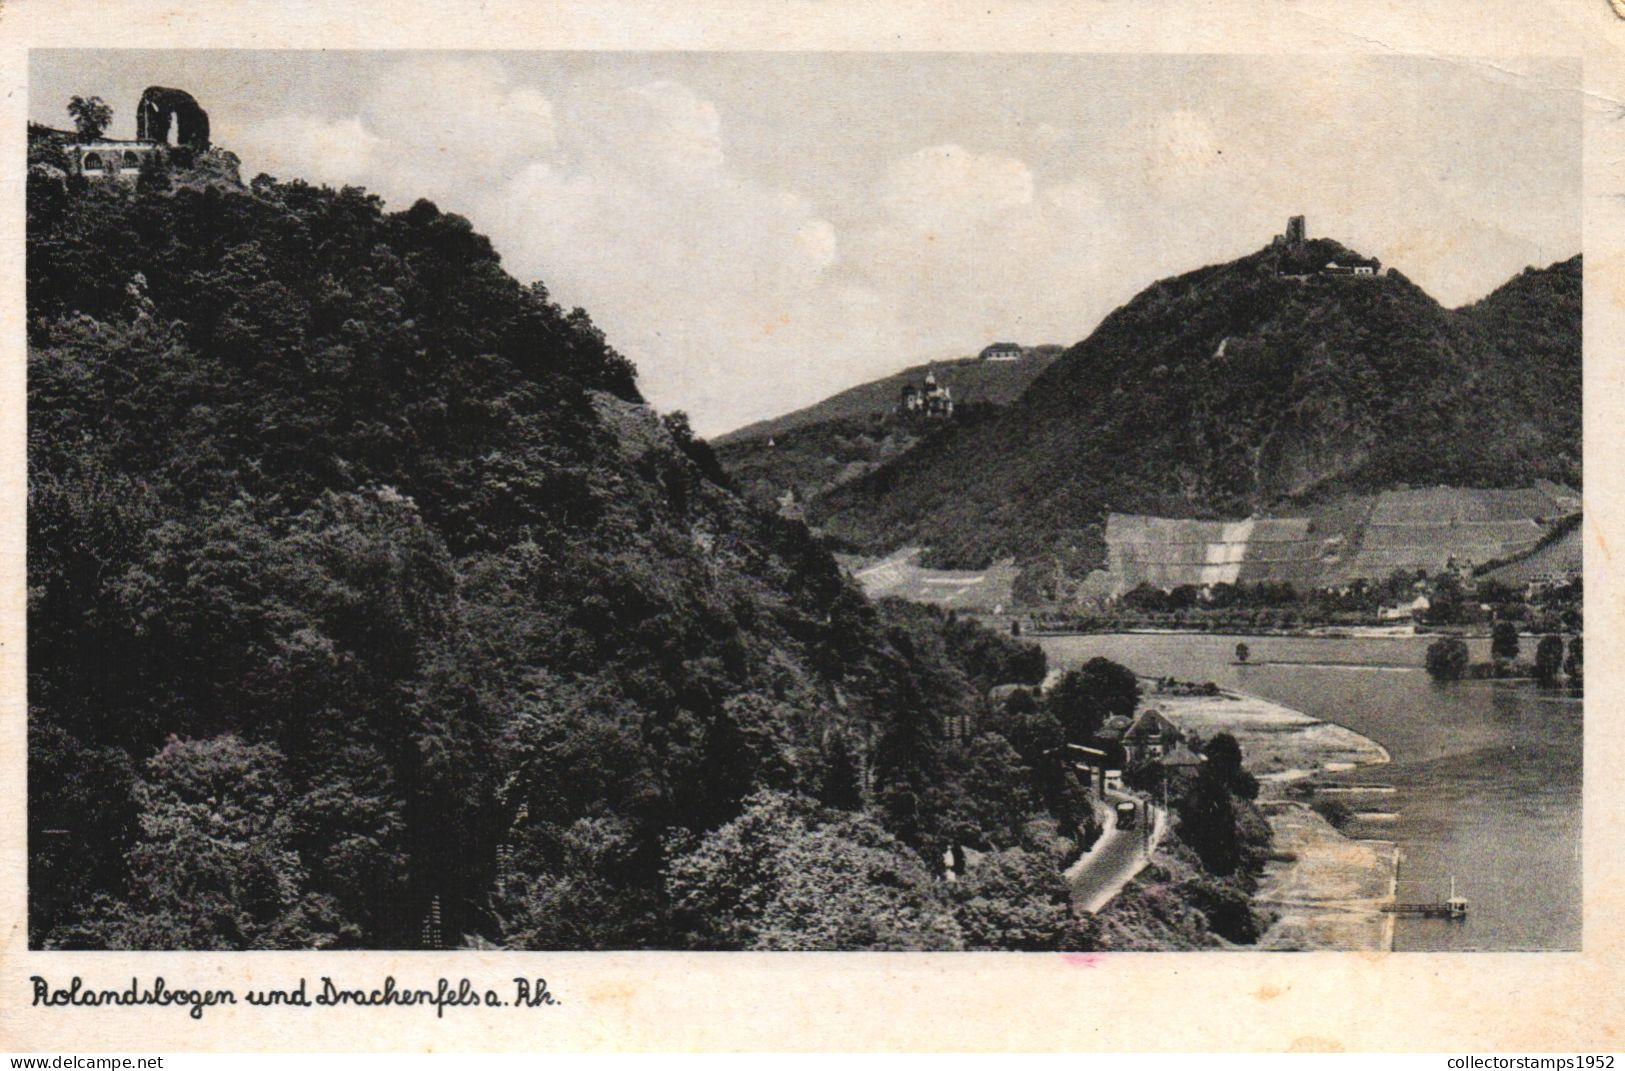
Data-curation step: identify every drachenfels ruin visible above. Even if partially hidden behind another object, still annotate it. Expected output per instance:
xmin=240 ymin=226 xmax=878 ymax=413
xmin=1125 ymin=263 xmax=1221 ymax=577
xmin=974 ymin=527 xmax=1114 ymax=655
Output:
xmin=1272 ymin=214 xmax=1382 ymax=277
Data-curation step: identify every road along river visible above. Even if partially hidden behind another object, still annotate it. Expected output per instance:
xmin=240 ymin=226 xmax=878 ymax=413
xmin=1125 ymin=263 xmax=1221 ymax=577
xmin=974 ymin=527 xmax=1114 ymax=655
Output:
xmin=1037 ymin=633 xmax=1582 ymax=951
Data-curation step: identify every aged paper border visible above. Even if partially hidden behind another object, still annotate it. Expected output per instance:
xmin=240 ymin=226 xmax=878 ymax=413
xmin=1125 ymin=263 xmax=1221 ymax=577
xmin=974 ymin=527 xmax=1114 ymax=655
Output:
xmin=2 ymin=0 xmax=1623 ymax=1052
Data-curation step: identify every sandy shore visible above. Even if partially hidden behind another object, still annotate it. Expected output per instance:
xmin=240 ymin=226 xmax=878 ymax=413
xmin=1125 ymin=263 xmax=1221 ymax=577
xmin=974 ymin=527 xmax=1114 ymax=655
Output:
xmin=1251 ymin=804 xmax=1399 ymax=951
xmin=1152 ymin=688 xmax=1399 ymax=951
xmin=1154 ymin=689 xmax=1389 ymax=781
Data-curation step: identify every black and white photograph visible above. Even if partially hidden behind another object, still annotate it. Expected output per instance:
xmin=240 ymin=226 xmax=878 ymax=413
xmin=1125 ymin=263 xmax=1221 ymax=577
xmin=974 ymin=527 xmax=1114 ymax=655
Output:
xmin=23 ymin=43 xmax=1584 ymax=961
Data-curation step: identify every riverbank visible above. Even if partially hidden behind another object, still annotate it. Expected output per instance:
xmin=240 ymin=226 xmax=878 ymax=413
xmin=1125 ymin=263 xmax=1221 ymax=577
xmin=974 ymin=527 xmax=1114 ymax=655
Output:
xmin=1030 ymin=624 xmax=1419 ymax=638
xmin=1151 ymin=687 xmax=1398 ymax=950
xmin=1153 ymin=688 xmax=1389 ymax=783
xmin=1251 ymin=803 xmax=1399 ymax=951
xmin=1028 ymin=623 xmax=1500 ymax=640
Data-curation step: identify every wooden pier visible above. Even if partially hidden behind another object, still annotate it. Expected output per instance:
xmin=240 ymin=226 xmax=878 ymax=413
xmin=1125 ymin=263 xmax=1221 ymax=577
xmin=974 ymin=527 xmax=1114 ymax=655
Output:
xmin=1382 ymin=899 xmax=1469 ymax=919
xmin=1382 ymin=877 xmax=1469 ymax=919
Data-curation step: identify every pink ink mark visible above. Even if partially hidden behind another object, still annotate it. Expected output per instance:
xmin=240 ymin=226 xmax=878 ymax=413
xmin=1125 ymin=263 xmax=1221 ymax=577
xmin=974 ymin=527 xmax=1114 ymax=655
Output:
xmin=1060 ymin=953 xmax=1104 ymax=968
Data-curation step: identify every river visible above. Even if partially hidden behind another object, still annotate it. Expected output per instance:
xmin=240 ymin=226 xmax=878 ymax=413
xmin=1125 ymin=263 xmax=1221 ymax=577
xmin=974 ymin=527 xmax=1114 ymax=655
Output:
xmin=1037 ymin=632 xmax=1582 ymax=951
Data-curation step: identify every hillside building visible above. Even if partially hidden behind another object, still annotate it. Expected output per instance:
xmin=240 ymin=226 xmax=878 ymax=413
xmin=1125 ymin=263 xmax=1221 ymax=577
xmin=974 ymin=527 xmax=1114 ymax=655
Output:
xmin=30 ymin=85 xmax=210 ymax=183
xmin=1378 ymin=593 xmax=1431 ymax=622
xmin=1123 ymin=708 xmax=1182 ymax=765
xmin=979 ymin=342 xmax=1024 ymax=362
xmin=898 ymin=370 xmax=954 ymax=418
xmin=71 ymin=140 xmax=165 ymax=180
xmin=1159 ymin=743 xmax=1206 ymax=774
xmin=1324 ymin=256 xmax=1382 ymax=277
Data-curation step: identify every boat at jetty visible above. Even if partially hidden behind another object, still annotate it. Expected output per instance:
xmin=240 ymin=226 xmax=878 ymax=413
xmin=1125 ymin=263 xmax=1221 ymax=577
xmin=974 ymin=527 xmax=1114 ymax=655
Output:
xmin=1383 ymin=877 xmax=1470 ymax=919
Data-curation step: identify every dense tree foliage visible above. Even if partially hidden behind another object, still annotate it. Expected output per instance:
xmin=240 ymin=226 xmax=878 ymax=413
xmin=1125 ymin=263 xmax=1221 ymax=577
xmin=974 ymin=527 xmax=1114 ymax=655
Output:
xmin=1046 ymin=657 xmax=1140 ymax=742
xmin=1491 ymin=622 xmax=1522 ymax=665
xmin=50 ymin=736 xmax=352 ymax=949
xmin=1534 ymin=635 xmax=1566 ymax=685
xmin=1565 ymin=636 xmax=1583 ymax=685
xmin=1425 ymin=638 xmax=1470 ymax=681
xmin=663 ymin=791 xmax=963 ymax=950
xmin=27 ymin=158 xmax=1099 ymax=950
xmin=1171 ymin=755 xmax=1270 ymax=881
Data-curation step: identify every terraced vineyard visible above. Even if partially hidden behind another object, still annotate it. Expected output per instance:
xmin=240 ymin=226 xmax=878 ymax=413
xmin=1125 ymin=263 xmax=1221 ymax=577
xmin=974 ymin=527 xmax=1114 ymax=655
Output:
xmin=1086 ymin=484 xmax=1579 ymax=595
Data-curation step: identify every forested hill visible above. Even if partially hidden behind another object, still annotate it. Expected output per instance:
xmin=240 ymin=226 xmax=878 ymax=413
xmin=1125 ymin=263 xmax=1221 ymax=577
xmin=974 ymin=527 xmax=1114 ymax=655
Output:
xmin=811 ymin=242 xmax=1582 ymax=581
xmin=27 ymin=157 xmax=1076 ymax=950
xmin=713 ymin=349 xmax=1061 ymax=521
xmin=716 ymin=348 xmax=1062 ymax=445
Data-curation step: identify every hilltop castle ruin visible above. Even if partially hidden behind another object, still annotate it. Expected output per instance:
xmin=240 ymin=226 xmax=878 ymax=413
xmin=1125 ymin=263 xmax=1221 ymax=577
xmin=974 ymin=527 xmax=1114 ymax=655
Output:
xmin=1273 ymin=214 xmax=1382 ymax=277
xmin=30 ymin=86 xmax=211 ymax=182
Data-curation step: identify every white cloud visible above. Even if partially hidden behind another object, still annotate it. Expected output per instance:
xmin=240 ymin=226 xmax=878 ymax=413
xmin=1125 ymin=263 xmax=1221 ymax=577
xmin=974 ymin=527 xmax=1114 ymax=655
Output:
xmin=235 ymin=114 xmax=385 ymax=187
xmin=879 ymin=144 xmax=1035 ymax=232
xmin=842 ymin=150 xmax=1123 ymax=366
xmin=614 ymin=80 xmax=725 ymax=178
xmin=463 ymin=79 xmax=889 ymax=432
xmin=362 ymin=56 xmax=556 ymax=166
xmin=212 ymin=55 xmax=1578 ymax=435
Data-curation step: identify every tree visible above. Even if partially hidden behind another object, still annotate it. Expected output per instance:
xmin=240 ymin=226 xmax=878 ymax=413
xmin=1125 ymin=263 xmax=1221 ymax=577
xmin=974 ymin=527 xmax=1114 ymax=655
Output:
xmin=1168 ymin=584 xmax=1201 ymax=611
xmin=51 ymin=736 xmax=351 ymax=949
xmin=136 ymin=152 xmax=172 ymax=194
xmin=1120 ymin=583 xmax=1169 ymax=614
xmin=1425 ymin=637 xmax=1469 ymax=681
xmin=1564 ymin=635 xmax=1583 ymax=685
xmin=939 ymin=732 xmax=1036 ymax=852
xmin=664 ymin=792 xmax=961 ymax=950
xmin=67 ymin=96 xmax=113 ymax=141
xmin=27 ymin=723 xmax=140 ymax=945
xmin=819 ymin=733 xmax=863 ymax=811
xmin=1424 ymin=574 xmax=1465 ymax=626
xmin=1046 ymin=657 xmax=1139 ymax=743
xmin=873 ymin=691 xmax=947 ymax=850
xmin=1174 ymin=768 xmax=1244 ymax=876
xmin=1534 ymin=635 xmax=1565 ymax=685
xmin=1491 ymin=621 xmax=1521 ymax=665
xmin=949 ymin=847 xmax=1078 ymax=950
xmin=1201 ymin=732 xmax=1258 ymax=801
xmin=1234 ymin=642 xmax=1249 ymax=664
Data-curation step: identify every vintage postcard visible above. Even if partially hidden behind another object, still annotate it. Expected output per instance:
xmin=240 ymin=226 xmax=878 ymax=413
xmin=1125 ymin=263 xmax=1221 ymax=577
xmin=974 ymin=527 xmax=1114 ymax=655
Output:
xmin=3 ymin=0 xmax=1624 ymax=1053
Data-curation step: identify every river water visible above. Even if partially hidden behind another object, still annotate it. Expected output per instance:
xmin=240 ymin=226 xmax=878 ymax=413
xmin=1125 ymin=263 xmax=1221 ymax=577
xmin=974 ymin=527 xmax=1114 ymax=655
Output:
xmin=1037 ymin=633 xmax=1582 ymax=951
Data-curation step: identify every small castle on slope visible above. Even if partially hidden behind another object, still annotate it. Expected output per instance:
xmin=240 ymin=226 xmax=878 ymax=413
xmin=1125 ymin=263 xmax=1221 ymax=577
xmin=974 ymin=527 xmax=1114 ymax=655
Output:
xmin=898 ymin=369 xmax=954 ymax=419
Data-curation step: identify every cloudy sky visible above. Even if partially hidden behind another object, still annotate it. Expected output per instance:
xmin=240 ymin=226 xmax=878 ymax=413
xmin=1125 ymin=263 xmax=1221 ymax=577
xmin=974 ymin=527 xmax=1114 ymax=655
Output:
xmin=33 ymin=51 xmax=1582 ymax=435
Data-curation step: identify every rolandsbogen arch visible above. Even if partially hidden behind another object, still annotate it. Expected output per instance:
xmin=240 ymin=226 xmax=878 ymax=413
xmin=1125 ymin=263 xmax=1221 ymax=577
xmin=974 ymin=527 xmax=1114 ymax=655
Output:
xmin=135 ymin=86 xmax=210 ymax=151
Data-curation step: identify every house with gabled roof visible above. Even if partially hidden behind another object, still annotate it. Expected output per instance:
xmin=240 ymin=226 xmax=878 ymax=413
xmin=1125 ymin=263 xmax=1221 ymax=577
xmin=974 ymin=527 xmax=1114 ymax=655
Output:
xmin=1159 ymin=742 xmax=1205 ymax=773
xmin=1123 ymin=707 xmax=1182 ymax=765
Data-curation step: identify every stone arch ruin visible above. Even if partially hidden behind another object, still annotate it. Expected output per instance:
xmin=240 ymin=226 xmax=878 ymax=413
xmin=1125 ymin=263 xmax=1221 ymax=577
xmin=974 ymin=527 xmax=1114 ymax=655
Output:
xmin=136 ymin=86 xmax=210 ymax=150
